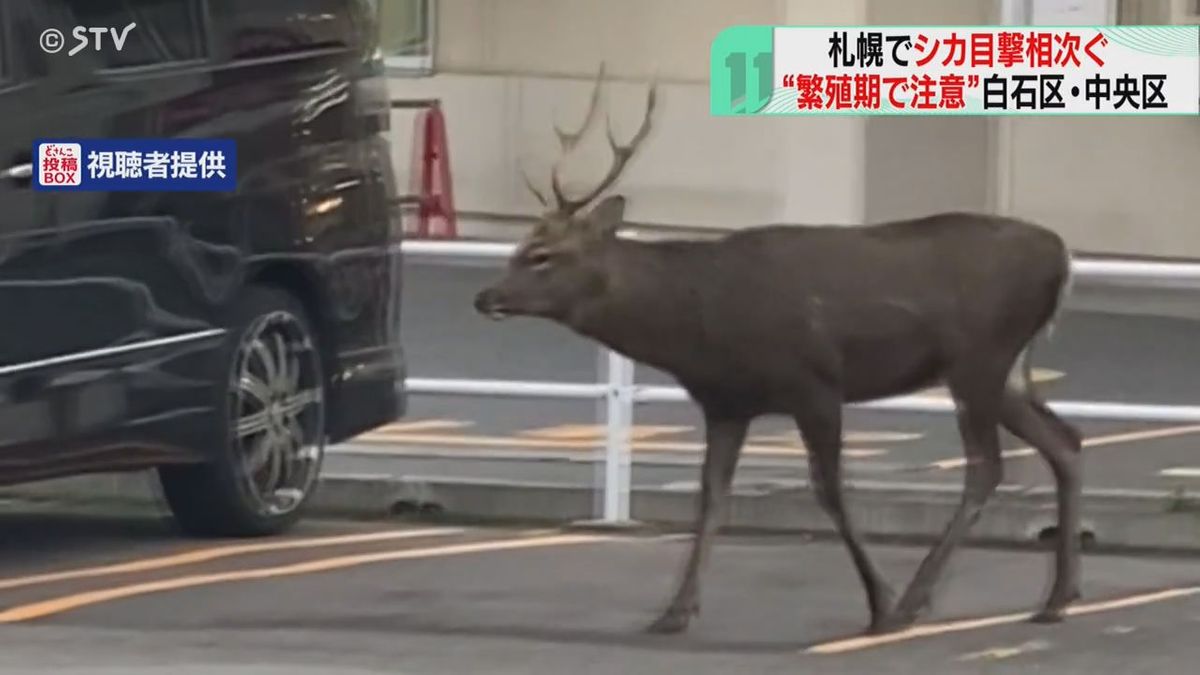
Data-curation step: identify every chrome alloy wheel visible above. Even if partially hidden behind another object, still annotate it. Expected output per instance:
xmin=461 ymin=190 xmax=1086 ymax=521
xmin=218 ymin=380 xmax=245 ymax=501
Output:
xmin=229 ymin=310 xmax=325 ymax=517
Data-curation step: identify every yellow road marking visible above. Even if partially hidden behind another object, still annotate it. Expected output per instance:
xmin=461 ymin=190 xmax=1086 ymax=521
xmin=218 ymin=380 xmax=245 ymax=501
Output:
xmin=846 ymin=431 xmax=923 ymax=443
xmin=520 ymin=424 xmax=692 ymax=441
xmin=0 ymin=533 xmax=612 ymax=623
xmin=808 ymin=611 xmax=1031 ymax=654
xmin=748 ymin=434 xmax=807 ymax=448
xmin=751 ymin=431 xmax=923 ymax=445
xmin=929 ymin=423 xmax=1200 ymax=470
xmin=1067 ymin=586 xmax=1200 ymax=615
xmin=342 ymin=432 xmax=886 ymax=457
xmin=370 ymin=419 xmax=474 ymax=433
xmin=806 ymin=584 xmax=1200 ymax=655
xmin=0 ymin=527 xmax=465 ymax=592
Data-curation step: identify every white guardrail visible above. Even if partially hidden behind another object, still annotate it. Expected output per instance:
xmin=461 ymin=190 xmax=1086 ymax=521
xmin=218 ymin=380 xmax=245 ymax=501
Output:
xmin=399 ymin=239 xmax=1200 ymax=524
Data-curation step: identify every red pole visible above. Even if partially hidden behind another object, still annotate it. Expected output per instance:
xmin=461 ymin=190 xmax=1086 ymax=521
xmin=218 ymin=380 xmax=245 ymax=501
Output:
xmin=408 ymin=102 xmax=457 ymax=239
xmin=419 ymin=109 xmax=436 ymax=238
xmin=428 ymin=105 xmax=457 ymax=239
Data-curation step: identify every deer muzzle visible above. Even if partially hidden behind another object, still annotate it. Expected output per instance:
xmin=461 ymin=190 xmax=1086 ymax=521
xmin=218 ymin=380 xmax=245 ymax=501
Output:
xmin=473 ymin=288 xmax=512 ymax=321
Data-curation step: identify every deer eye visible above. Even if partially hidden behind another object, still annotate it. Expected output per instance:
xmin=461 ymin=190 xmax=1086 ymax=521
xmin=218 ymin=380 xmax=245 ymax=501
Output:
xmin=526 ymin=249 xmax=554 ymax=270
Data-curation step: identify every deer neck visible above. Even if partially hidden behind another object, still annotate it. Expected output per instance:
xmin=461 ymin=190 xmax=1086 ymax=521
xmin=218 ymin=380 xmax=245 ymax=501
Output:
xmin=565 ymin=237 xmax=705 ymax=374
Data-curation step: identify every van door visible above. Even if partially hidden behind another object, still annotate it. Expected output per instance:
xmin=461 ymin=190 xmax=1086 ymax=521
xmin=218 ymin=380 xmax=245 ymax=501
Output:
xmin=0 ymin=0 xmax=71 ymax=469
xmin=0 ymin=0 xmax=231 ymax=479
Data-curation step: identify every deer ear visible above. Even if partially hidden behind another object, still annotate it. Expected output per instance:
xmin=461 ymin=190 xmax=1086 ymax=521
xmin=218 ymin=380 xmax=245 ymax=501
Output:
xmin=585 ymin=195 xmax=626 ymax=236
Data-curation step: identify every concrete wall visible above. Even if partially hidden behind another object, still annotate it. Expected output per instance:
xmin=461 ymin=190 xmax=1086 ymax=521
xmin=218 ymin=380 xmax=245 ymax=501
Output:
xmin=862 ymin=0 xmax=998 ymax=223
xmin=433 ymin=0 xmax=773 ymax=81
xmin=389 ymin=0 xmax=1199 ymax=257
xmin=1001 ymin=0 xmax=1200 ymax=257
xmin=1006 ymin=117 xmax=1200 ymax=256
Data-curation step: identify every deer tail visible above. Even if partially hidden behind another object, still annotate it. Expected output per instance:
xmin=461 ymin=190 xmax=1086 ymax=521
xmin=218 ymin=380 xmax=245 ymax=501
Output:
xmin=1045 ymin=245 xmax=1074 ymax=341
xmin=1011 ymin=244 xmax=1072 ymax=396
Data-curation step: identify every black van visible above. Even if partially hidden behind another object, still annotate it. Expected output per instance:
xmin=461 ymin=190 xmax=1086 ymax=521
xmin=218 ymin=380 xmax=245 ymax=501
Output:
xmin=0 ymin=0 xmax=406 ymax=535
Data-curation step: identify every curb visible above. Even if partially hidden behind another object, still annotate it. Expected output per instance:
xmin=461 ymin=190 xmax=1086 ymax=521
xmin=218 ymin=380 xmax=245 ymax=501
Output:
xmin=4 ymin=471 xmax=1200 ymax=553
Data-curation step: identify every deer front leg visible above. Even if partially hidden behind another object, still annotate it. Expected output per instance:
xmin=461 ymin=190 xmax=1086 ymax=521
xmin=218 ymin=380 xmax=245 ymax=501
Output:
xmin=645 ymin=413 xmax=748 ymax=634
xmin=795 ymin=404 xmax=895 ymax=633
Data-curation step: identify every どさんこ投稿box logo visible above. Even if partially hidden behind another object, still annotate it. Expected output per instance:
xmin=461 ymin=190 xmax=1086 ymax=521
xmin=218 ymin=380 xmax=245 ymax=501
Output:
xmin=37 ymin=143 xmax=82 ymax=186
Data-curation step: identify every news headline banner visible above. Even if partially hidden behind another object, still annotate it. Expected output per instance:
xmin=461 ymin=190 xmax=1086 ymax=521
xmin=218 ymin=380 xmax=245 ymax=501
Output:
xmin=710 ymin=25 xmax=1200 ymax=115
xmin=33 ymin=138 xmax=237 ymax=191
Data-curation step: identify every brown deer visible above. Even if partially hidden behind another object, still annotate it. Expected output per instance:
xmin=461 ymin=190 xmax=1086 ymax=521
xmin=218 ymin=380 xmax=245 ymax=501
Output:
xmin=473 ymin=64 xmax=1083 ymax=637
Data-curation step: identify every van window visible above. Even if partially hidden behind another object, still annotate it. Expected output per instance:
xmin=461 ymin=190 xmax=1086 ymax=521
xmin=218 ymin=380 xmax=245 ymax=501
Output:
xmin=0 ymin=5 xmax=10 ymax=81
xmin=226 ymin=0 xmax=355 ymax=61
xmin=60 ymin=0 xmax=206 ymax=69
xmin=0 ymin=1 xmax=11 ymax=81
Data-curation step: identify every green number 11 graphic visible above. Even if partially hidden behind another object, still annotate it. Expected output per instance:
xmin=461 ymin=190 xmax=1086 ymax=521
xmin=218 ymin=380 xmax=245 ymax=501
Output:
xmin=710 ymin=26 xmax=775 ymax=115
xmin=724 ymin=51 xmax=773 ymax=113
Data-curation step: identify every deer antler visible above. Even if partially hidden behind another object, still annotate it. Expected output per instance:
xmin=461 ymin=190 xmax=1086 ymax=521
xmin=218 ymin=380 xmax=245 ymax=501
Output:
xmin=518 ymin=63 xmax=607 ymax=210
xmin=550 ymin=71 xmax=657 ymax=216
xmin=518 ymin=63 xmax=657 ymax=216
xmin=518 ymin=156 xmax=549 ymax=207
xmin=553 ymin=62 xmax=607 ymax=155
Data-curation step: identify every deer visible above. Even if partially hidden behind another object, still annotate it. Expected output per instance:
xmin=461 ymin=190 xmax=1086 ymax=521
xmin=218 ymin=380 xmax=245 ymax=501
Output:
xmin=472 ymin=64 xmax=1084 ymax=637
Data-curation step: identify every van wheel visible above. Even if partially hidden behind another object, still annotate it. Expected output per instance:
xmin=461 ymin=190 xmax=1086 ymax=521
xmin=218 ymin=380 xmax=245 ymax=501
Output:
xmin=159 ymin=286 xmax=327 ymax=537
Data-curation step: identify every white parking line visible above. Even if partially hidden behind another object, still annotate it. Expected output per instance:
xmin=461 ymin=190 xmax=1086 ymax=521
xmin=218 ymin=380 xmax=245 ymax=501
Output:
xmin=806 ymin=584 xmax=1200 ymax=655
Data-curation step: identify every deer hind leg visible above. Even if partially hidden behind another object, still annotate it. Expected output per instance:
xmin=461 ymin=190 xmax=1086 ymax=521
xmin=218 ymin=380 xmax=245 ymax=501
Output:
xmin=794 ymin=395 xmax=895 ymax=633
xmin=645 ymin=412 xmax=748 ymax=634
xmin=879 ymin=364 xmax=1007 ymax=632
xmin=1001 ymin=386 xmax=1083 ymax=623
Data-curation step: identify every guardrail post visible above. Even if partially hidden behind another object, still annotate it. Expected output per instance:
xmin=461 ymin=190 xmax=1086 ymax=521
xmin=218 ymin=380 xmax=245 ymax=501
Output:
xmin=602 ymin=348 xmax=635 ymax=522
xmin=591 ymin=347 xmax=608 ymax=518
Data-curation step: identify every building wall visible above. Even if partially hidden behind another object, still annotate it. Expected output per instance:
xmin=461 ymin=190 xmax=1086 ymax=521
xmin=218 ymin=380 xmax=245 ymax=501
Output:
xmin=1007 ymin=117 xmax=1200 ymax=256
xmin=862 ymin=0 xmax=997 ymax=223
xmin=433 ymin=0 xmax=772 ymax=82
xmin=1001 ymin=0 xmax=1200 ymax=257
xmin=390 ymin=0 xmax=868 ymax=232
xmin=389 ymin=0 xmax=1200 ymax=257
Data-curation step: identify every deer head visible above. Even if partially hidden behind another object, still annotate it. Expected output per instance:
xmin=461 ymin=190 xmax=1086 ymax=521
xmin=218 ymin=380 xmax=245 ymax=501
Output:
xmin=474 ymin=64 xmax=658 ymax=324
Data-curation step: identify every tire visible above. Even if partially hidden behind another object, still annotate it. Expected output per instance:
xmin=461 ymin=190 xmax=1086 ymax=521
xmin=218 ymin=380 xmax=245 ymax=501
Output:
xmin=159 ymin=285 xmax=327 ymax=537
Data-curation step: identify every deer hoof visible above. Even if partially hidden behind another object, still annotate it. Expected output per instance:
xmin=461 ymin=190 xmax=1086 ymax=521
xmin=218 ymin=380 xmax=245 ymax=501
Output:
xmin=871 ymin=584 xmax=897 ymax=622
xmin=870 ymin=600 xmax=925 ymax=635
xmin=873 ymin=613 xmax=918 ymax=634
xmin=868 ymin=612 xmax=916 ymax=635
xmin=645 ymin=607 xmax=695 ymax=635
xmin=867 ymin=614 xmax=891 ymax=635
xmin=1030 ymin=588 xmax=1080 ymax=624
xmin=1028 ymin=608 xmax=1066 ymax=624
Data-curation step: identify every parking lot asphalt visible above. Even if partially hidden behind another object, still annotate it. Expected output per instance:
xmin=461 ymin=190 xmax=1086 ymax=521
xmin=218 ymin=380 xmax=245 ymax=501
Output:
xmin=3 ymin=502 xmax=1200 ymax=673
xmin=6 ymin=256 xmax=1198 ymax=672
